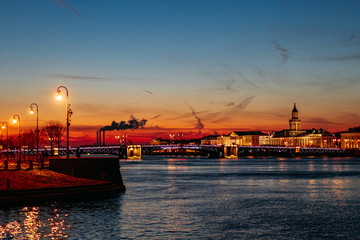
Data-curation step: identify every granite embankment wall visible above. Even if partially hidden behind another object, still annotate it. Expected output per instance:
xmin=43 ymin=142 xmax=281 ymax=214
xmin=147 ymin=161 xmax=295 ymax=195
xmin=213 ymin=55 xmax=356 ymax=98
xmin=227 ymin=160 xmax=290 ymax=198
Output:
xmin=49 ymin=157 xmax=125 ymax=186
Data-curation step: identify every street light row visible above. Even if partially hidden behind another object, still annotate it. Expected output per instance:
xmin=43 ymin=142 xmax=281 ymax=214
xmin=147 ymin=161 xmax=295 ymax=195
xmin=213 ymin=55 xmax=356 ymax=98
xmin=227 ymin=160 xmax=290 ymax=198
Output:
xmin=1 ymin=85 xmax=71 ymax=160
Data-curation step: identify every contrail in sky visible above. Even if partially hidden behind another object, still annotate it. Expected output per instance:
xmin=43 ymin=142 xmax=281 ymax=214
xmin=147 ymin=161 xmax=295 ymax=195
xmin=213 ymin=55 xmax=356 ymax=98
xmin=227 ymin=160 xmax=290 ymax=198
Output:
xmin=54 ymin=0 xmax=82 ymax=17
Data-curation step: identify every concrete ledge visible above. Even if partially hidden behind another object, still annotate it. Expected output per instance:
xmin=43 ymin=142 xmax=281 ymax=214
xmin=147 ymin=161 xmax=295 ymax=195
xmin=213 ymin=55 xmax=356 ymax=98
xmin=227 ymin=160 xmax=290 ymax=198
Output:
xmin=0 ymin=182 xmax=125 ymax=206
xmin=49 ymin=157 xmax=125 ymax=186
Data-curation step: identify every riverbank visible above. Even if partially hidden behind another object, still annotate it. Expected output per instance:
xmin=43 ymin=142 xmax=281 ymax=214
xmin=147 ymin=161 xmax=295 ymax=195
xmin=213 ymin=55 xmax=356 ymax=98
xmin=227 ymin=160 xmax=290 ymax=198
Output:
xmin=0 ymin=169 xmax=125 ymax=206
xmin=0 ymin=169 xmax=105 ymax=190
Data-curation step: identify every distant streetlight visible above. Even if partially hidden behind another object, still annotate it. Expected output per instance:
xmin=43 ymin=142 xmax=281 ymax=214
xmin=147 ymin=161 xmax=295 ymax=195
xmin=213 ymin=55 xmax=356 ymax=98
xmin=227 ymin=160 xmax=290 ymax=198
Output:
xmin=170 ymin=133 xmax=175 ymax=144
xmin=115 ymin=135 xmax=121 ymax=145
xmin=56 ymin=86 xmax=72 ymax=158
xmin=29 ymin=103 xmax=39 ymax=160
xmin=123 ymin=133 xmax=127 ymax=145
xmin=13 ymin=114 xmax=21 ymax=161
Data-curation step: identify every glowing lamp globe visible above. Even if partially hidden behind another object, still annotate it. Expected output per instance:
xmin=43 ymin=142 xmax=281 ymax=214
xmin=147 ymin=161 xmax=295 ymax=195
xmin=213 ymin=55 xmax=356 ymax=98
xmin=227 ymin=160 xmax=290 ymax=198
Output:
xmin=56 ymin=94 xmax=63 ymax=101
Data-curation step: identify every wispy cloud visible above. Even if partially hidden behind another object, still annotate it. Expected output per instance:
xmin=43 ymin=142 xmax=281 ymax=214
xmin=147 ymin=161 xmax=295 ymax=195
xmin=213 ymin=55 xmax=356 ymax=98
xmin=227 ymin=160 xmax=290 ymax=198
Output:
xmin=227 ymin=101 xmax=235 ymax=107
xmin=140 ymin=88 xmax=154 ymax=95
xmin=311 ymin=53 xmax=360 ymax=61
xmin=205 ymin=95 xmax=256 ymax=123
xmin=344 ymin=34 xmax=357 ymax=44
xmin=54 ymin=0 xmax=82 ymax=17
xmin=51 ymin=74 xmax=108 ymax=81
xmin=305 ymin=117 xmax=341 ymax=126
xmin=150 ymin=114 xmax=161 ymax=120
xmin=273 ymin=40 xmax=292 ymax=64
xmin=234 ymin=96 xmax=255 ymax=110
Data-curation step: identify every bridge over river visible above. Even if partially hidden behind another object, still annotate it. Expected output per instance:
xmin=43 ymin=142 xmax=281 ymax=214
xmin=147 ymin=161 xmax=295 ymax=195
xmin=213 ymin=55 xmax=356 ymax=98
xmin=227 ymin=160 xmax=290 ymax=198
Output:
xmin=3 ymin=145 xmax=349 ymax=159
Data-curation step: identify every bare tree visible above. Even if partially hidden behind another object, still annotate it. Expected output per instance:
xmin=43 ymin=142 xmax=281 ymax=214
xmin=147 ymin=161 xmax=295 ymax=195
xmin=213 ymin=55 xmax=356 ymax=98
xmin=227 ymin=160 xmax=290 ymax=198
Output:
xmin=41 ymin=121 xmax=65 ymax=154
xmin=22 ymin=129 xmax=37 ymax=150
xmin=8 ymin=135 xmax=17 ymax=149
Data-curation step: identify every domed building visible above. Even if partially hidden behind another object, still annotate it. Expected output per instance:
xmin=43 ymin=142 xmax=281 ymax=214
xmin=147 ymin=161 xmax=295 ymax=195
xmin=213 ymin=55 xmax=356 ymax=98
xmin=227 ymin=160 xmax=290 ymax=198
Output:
xmin=259 ymin=104 xmax=338 ymax=148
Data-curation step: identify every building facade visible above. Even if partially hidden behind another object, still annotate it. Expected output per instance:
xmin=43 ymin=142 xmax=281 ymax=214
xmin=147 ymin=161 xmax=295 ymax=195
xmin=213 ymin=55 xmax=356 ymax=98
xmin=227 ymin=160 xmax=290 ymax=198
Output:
xmin=259 ymin=104 xmax=338 ymax=148
xmin=200 ymin=135 xmax=222 ymax=145
xmin=340 ymin=127 xmax=360 ymax=148
xmin=222 ymin=131 xmax=266 ymax=146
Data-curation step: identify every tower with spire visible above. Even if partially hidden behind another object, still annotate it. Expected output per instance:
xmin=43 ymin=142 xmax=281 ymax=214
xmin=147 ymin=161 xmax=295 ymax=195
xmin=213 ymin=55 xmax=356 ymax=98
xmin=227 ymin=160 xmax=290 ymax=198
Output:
xmin=289 ymin=103 xmax=301 ymax=136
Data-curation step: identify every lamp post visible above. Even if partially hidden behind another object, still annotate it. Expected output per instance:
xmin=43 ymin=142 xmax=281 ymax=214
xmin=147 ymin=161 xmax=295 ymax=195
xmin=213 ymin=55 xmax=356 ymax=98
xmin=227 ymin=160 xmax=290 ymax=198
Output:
xmin=13 ymin=114 xmax=21 ymax=161
xmin=56 ymin=86 xmax=72 ymax=158
xmin=1 ymin=122 xmax=9 ymax=160
xmin=1 ymin=122 xmax=9 ymax=149
xmin=29 ymin=103 xmax=39 ymax=160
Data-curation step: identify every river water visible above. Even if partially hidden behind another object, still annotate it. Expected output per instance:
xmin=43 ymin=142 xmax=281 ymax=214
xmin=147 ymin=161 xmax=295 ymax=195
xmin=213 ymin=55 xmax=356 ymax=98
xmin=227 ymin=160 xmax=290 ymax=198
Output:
xmin=1 ymin=156 xmax=360 ymax=239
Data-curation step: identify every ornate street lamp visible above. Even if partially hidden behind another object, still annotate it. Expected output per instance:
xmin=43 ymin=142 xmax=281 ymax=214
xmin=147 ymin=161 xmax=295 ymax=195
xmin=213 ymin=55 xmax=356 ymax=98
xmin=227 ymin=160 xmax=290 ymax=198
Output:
xmin=1 ymin=122 xmax=8 ymax=149
xmin=12 ymin=114 xmax=21 ymax=161
xmin=56 ymin=86 xmax=72 ymax=158
xmin=29 ymin=103 xmax=39 ymax=160
xmin=1 ymin=122 xmax=9 ymax=159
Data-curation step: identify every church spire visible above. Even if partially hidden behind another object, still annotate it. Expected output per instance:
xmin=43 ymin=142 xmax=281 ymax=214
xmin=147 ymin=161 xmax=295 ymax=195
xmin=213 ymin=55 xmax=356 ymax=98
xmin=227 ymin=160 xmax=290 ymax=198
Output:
xmin=292 ymin=103 xmax=298 ymax=119
xmin=289 ymin=103 xmax=301 ymax=134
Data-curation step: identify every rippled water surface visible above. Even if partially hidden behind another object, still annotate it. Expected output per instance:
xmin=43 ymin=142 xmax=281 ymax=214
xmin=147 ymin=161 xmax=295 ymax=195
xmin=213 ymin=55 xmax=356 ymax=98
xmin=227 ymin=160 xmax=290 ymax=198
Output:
xmin=1 ymin=156 xmax=360 ymax=239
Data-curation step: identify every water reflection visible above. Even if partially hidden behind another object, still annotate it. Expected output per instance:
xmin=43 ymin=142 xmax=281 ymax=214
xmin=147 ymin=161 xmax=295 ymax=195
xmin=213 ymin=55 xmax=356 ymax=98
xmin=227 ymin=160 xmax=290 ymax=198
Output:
xmin=0 ymin=205 xmax=70 ymax=239
xmin=22 ymin=207 xmax=41 ymax=239
xmin=0 ymin=221 xmax=22 ymax=239
xmin=1 ymin=157 xmax=360 ymax=239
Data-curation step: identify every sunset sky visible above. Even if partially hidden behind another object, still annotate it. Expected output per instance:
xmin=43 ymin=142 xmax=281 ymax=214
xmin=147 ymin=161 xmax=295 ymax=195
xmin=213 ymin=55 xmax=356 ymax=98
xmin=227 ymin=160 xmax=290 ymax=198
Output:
xmin=1 ymin=0 xmax=360 ymax=145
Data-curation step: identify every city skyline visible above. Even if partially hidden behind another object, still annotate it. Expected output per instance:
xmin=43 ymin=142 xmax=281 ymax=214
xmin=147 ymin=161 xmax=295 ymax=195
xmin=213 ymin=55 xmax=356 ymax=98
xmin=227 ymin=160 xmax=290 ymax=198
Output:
xmin=1 ymin=0 xmax=360 ymax=144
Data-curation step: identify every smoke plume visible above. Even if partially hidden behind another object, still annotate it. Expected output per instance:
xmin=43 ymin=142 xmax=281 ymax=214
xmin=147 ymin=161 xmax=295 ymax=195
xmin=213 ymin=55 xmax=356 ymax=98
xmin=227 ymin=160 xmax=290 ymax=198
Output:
xmin=100 ymin=115 xmax=147 ymax=131
xmin=186 ymin=104 xmax=204 ymax=133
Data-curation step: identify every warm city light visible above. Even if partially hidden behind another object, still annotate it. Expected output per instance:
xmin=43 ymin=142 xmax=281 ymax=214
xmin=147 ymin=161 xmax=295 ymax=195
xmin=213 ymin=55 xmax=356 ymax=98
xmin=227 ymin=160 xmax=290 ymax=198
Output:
xmin=56 ymin=94 xmax=63 ymax=101
xmin=1 ymin=2 xmax=360 ymax=239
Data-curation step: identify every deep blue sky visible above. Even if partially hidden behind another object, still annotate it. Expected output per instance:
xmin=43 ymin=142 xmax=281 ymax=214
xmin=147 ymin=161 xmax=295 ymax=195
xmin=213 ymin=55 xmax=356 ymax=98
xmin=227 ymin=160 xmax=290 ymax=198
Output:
xmin=1 ymin=0 xmax=360 ymax=142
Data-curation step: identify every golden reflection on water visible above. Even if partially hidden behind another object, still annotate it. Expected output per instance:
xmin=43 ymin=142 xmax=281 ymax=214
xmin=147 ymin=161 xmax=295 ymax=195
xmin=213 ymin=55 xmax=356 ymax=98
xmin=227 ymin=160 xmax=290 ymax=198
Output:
xmin=307 ymin=178 xmax=350 ymax=202
xmin=0 ymin=205 xmax=70 ymax=239
xmin=167 ymin=158 xmax=188 ymax=172
xmin=279 ymin=161 xmax=287 ymax=172
xmin=0 ymin=221 xmax=22 ymax=239
xmin=22 ymin=206 xmax=42 ymax=239
xmin=44 ymin=207 xmax=69 ymax=239
xmin=308 ymin=179 xmax=318 ymax=200
xmin=279 ymin=179 xmax=289 ymax=186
